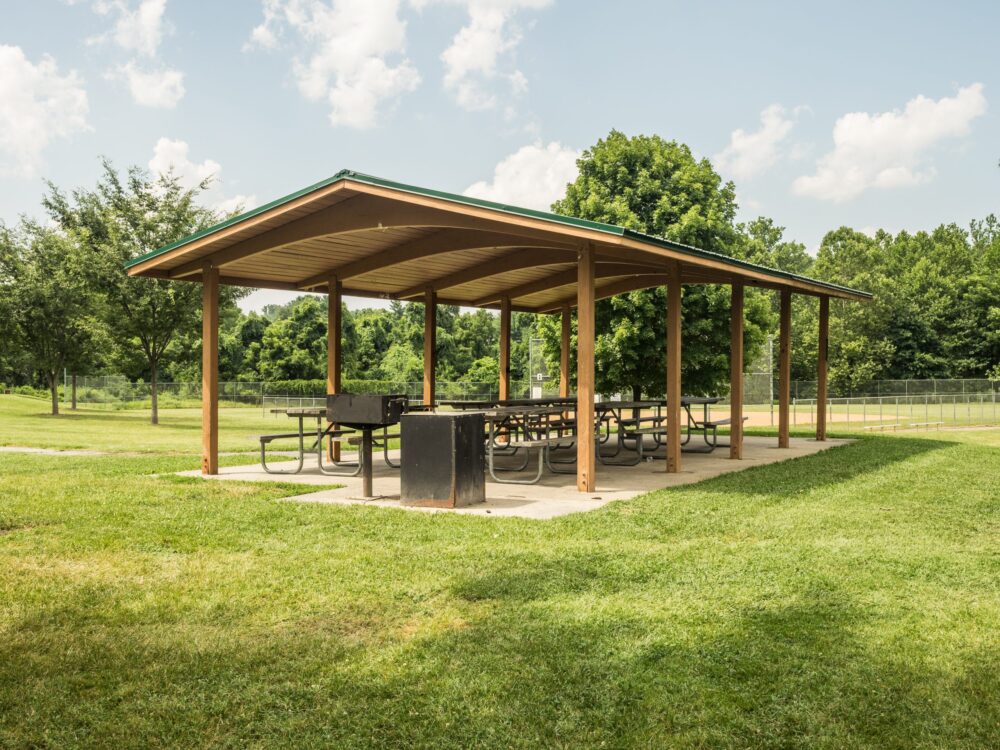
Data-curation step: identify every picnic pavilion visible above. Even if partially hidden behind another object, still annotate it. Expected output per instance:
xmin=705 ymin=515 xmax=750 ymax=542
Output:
xmin=126 ymin=170 xmax=872 ymax=493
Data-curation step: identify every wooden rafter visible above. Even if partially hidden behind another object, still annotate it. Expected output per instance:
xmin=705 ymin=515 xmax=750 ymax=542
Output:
xmin=297 ymin=229 xmax=570 ymax=290
xmin=169 ymin=197 xmax=584 ymax=281
xmin=534 ymin=274 xmax=675 ymax=313
xmin=394 ymin=247 xmax=576 ymax=300
xmin=472 ymin=264 xmax=667 ymax=307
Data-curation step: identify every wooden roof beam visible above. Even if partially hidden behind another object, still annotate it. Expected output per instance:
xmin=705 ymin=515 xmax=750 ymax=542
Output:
xmin=297 ymin=230 xmax=571 ymax=290
xmin=534 ymin=274 xmax=675 ymax=313
xmin=169 ymin=197 xmax=577 ymax=280
xmin=394 ymin=247 xmax=577 ymax=300
xmin=472 ymin=264 xmax=669 ymax=307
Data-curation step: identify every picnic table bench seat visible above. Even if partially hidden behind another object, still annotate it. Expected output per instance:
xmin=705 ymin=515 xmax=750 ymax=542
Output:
xmin=487 ymin=432 xmax=578 ymax=484
xmin=259 ymin=427 xmax=356 ymax=475
xmin=683 ymin=415 xmax=748 ymax=451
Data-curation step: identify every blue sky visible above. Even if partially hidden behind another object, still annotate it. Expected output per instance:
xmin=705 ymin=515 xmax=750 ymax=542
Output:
xmin=2 ymin=0 xmax=998 ymax=311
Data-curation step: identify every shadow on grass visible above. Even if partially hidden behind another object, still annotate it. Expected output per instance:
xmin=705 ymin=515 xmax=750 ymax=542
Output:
xmin=4 ymin=574 xmax=996 ymax=748
xmin=693 ymin=436 xmax=957 ymax=498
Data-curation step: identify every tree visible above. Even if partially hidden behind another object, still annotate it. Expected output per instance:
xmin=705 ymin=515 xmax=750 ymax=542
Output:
xmin=257 ymin=297 xmax=328 ymax=381
xmin=0 ymin=223 xmax=107 ymax=414
xmin=548 ymin=131 xmax=770 ymax=397
xmin=42 ymin=161 xmax=245 ymax=424
xmin=461 ymin=356 xmax=500 ymax=393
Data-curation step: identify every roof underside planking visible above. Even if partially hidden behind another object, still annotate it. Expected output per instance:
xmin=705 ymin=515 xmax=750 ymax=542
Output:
xmin=126 ymin=170 xmax=872 ymax=311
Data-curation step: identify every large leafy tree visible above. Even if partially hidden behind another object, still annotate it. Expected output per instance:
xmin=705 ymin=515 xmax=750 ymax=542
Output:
xmin=257 ymin=296 xmax=328 ymax=381
xmin=810 ymin=220 xmax=1000 ymax=391
xmin=0 ymin=223 xmax=107 ymax=414
xmin=546 ymin=131 xmax=770 ymax=397
xmin=42 ymin=161 xmax=245 ymax=424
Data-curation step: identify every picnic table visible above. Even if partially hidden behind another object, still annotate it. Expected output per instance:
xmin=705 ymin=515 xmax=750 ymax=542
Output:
xmin=440 ymin=396 xmax=576 ymax=410
xmin=259 ymin=407 xmax=399 ymax=476
xmin=479 ymin=406 xmax=577 ymax=484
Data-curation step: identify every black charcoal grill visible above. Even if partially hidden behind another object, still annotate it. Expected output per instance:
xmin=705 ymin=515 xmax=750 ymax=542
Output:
xmin=326 ymin=394 xmax=408 ymax=497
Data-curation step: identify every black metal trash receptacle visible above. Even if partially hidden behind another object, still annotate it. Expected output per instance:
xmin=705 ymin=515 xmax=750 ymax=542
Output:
xmin=400 ymin=412 xmax=485 ymax=507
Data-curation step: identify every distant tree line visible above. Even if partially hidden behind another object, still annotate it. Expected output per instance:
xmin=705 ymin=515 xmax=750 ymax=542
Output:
xmin=2 ymin=132 xmax=998 ymax=420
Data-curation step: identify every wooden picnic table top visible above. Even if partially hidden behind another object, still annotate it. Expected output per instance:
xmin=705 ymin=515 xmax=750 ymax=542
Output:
xmin=595 ymin=400 xmax=662 ymax=411
xmin=440 ymin=397 xmax=577 ymax=410
xmin=271 ymin=407 xmax=326 ymax=417
xmin=594 ymin=397 xmax=722 ymax=410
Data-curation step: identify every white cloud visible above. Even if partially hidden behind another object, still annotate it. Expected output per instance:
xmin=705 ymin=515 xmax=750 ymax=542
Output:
xmin=422 ymin=0 xmax=550 ymax=111
xmin=93 ymin=0 xmax=168 ymax=57
xmin=149 ymin=137 xmax=219 ymax=187
xmin=148 ymin=138 xmax=256 ymax=213
xmin=0 ymin=45 xmax=90 ymax=177
xmin=214 ymin=194 xmax=257 ymax=215
xmin=464 ymin=141 xmax=579 ymax=210
xmin=715 ymin=104 xmax=798 ymax=181
xmin=793 ymin=83 xmax=987 ymax=202
xmin=246 ymin=0 xmax=421 ymax=129
xmin=118 ymin=62 xmax=184 ymax=108
xmin=89 ymin=0 xmax=184 ymax=107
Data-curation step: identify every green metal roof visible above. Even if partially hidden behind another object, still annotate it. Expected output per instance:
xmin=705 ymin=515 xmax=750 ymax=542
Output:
xmin=124 ymin=169 xmax=872 ymax=300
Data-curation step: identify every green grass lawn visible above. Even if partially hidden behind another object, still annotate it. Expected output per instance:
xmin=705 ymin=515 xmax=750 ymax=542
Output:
xmin=0 ymin=394 xmax=304 ymax=454
xmin=1 ymin=395 xmax=999 ymax=748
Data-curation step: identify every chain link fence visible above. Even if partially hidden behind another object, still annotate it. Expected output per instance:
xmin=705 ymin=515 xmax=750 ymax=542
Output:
xmin=791 ymin=392 xmax=999 ymax=429
xmin=62 ymin=375 xmax=502 ymax=412
xmin=58 ymin=374 xmax=1000 ymax=429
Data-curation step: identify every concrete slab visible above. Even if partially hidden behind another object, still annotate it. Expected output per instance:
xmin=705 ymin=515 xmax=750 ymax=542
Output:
xmin=177 ymin=436 xmax=851 ymax=519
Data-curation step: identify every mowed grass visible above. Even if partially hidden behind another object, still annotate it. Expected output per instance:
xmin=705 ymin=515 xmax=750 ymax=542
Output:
xmin=1 ymin=397 xmax=999 ymax=747
xmin=0 ymin=394 xmax=302 ymax=454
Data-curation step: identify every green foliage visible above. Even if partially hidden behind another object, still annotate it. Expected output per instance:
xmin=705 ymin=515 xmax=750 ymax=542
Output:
xmin=805 ymin=221 xmax=1000 ymax=390
xmin=258 ymin=297 xmax=328 ymax=381
xmin=0 ymin=224 xmax=108 ymax=413
xmin=462 ymin=356 xmax=500 ymax=391
xmin=41 ymin=160 xmax=246 ymax=423
xmin=549 ymin=130 xmax=770 ymax=396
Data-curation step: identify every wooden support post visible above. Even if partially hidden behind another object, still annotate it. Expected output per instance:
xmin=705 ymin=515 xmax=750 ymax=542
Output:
xmin=730 ymin=283 xmax=744 ymax=459
xmin=559 ymin=305 xmax=571 ymax=398
xmin=499 ymin=296 xmax=511 ymax=401
xmin=665 ymin=262 xmax=683 ymax=473
xmin=778 ymin=289 xmax=792 ymax=448
xmin=201 ymin=262 xmax=219 ymax=475
xmin=817 ymin=295 xmax=829 ymax=441
xmin=423 ymin=288 xmax=436 ymax=408
xmin=327 ymin=276 xmax=342 ymax=460
xmin=576 ymin=245 xmax=596 ymax=492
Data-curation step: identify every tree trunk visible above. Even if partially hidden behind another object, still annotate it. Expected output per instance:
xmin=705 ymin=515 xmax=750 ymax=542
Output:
xmin=48 ymin=372 xmax=59 ymax=416
xmin=71 ymin=373 xmax=77 ymax=410
xmin=150 ymin=360 xmax=159 ymax=425
xmin=631 ymin=384 xmax=642 ymax=422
